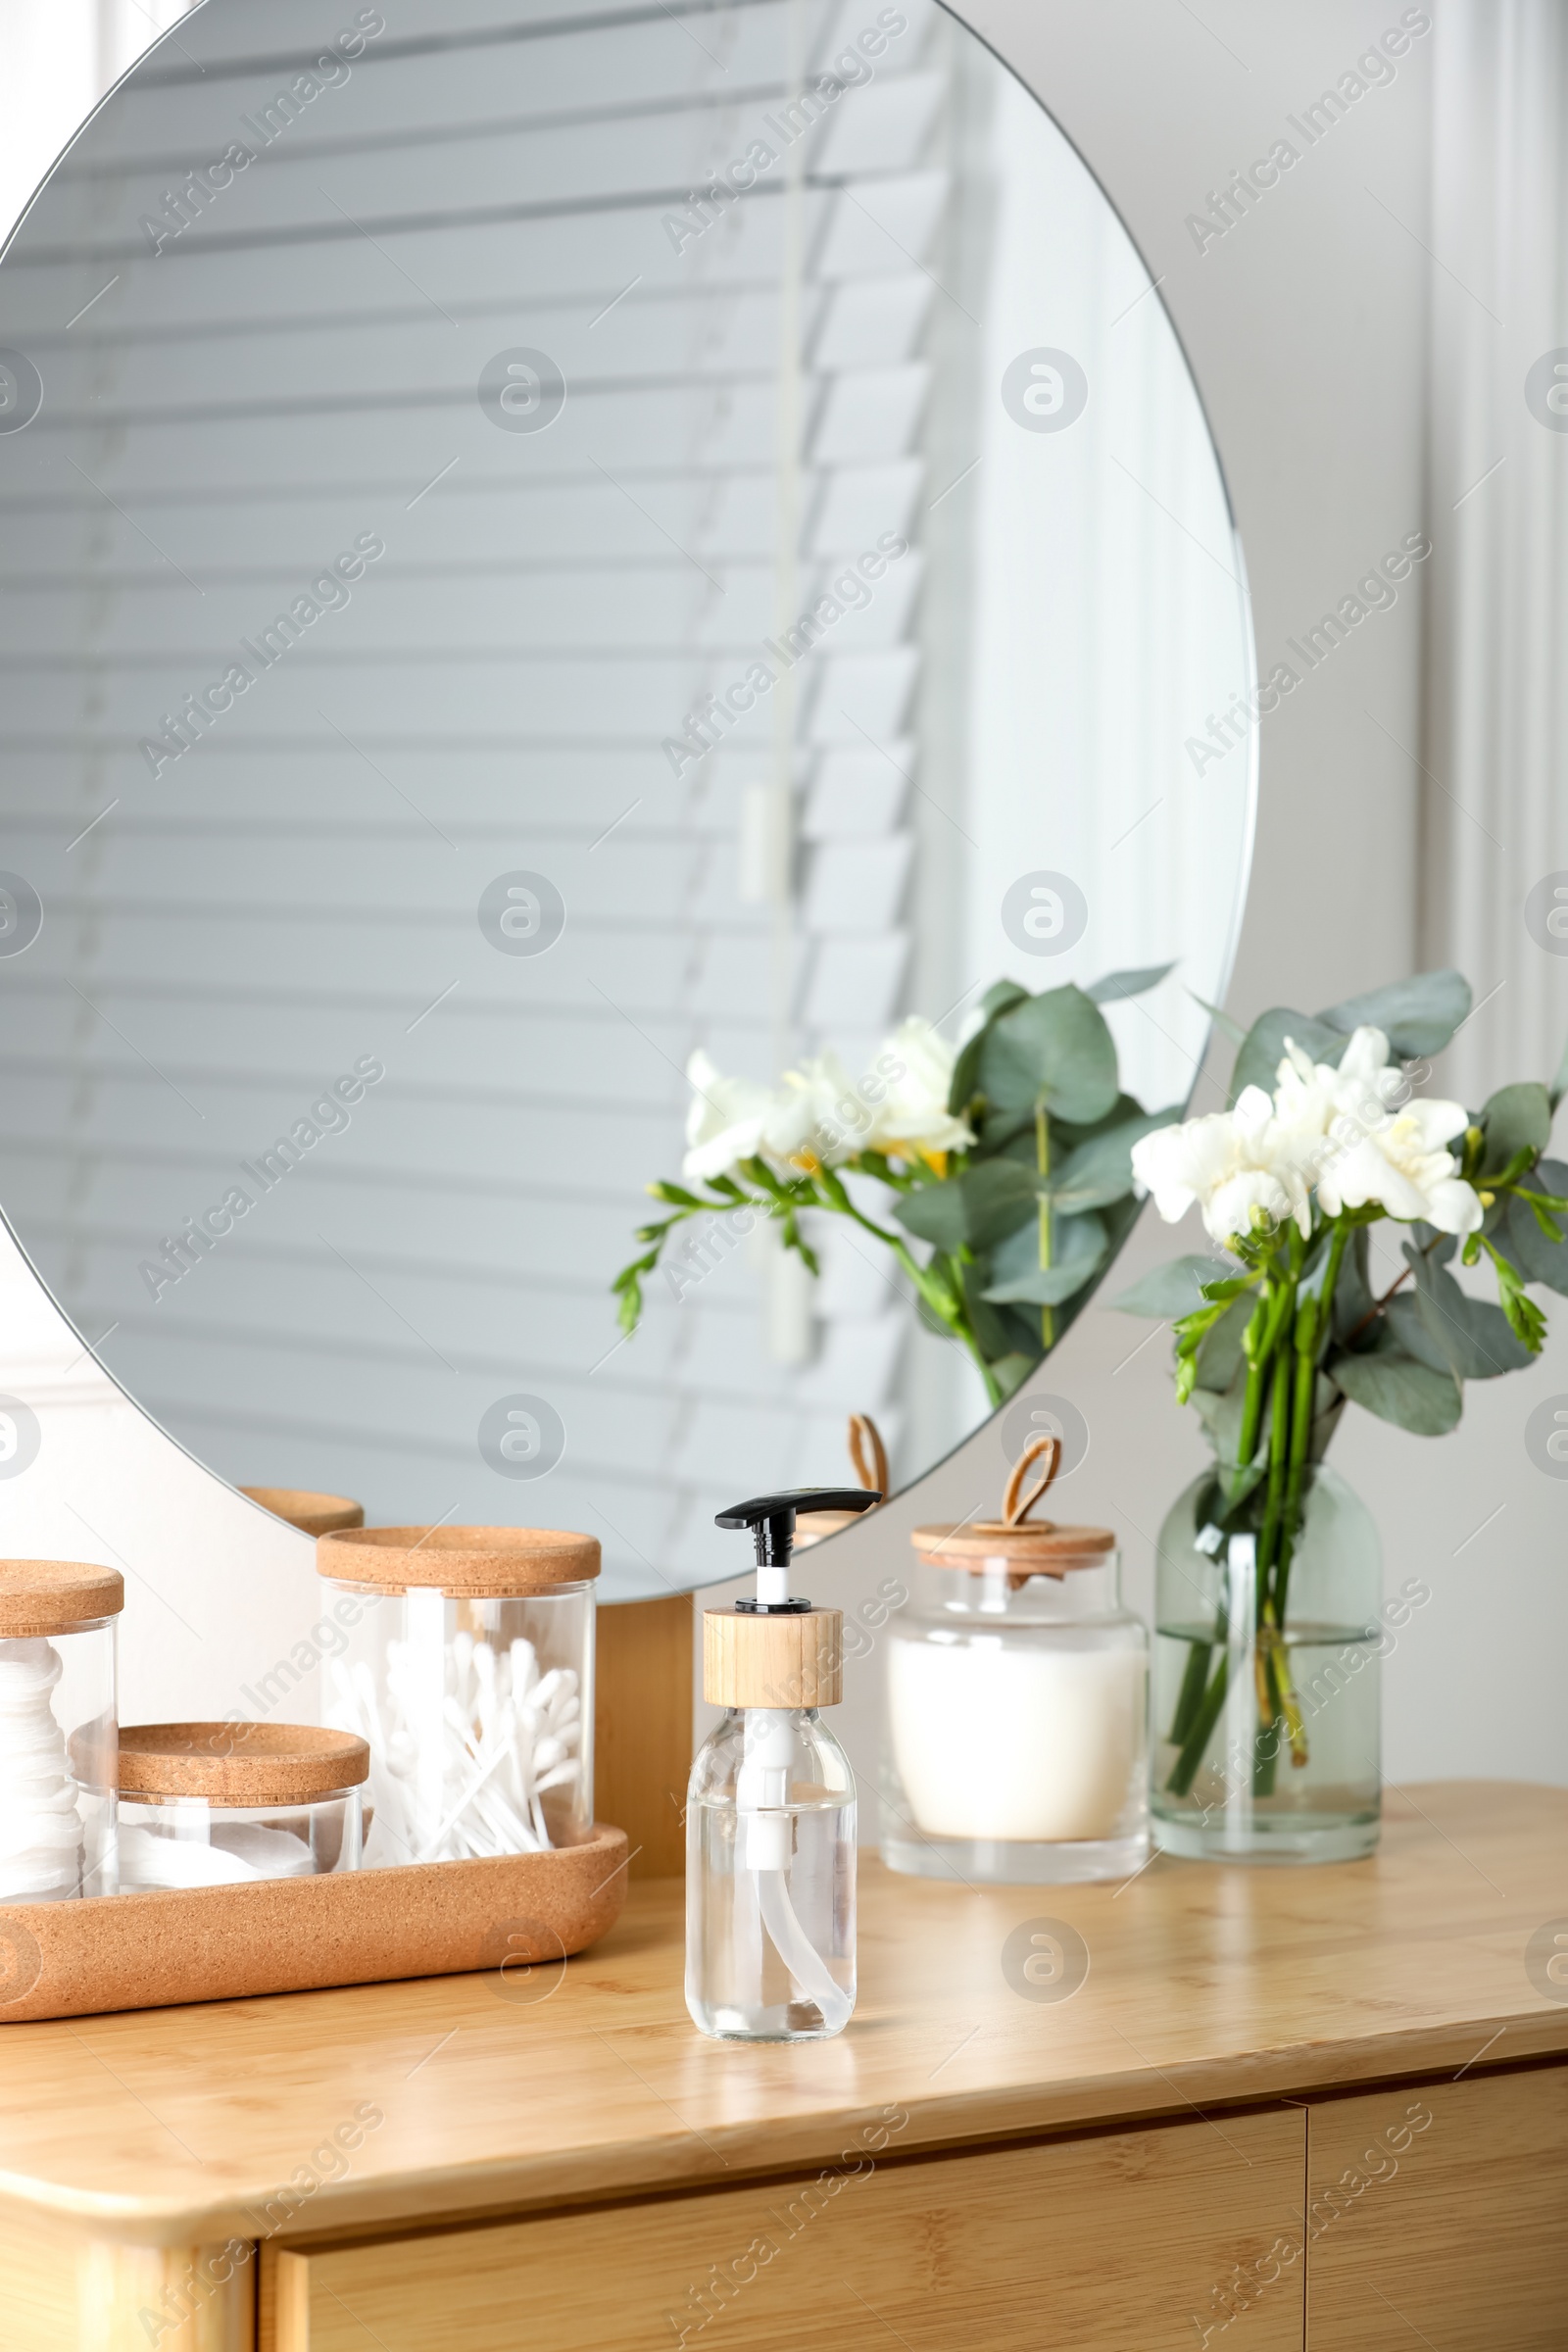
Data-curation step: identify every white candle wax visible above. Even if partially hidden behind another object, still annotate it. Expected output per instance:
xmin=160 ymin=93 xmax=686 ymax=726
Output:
xmin=887 ymin=1635 xmax=1147 ymax=1842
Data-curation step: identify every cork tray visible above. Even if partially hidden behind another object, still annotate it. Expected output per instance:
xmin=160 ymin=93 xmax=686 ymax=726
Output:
xmin=0 ymin=1826 xmax=629 ymax=2024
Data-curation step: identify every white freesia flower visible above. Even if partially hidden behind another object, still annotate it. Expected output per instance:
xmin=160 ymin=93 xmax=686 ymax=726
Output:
xmin=861 ymin=1018 xmax=974 ymax=1163
xmin=681 ymin=1024 xmax=974 ymax=1183
xmin=681 ymin=1052 xmax=776 ymax=1182
xmin=1131 ymin=1086 xmax=1313 ymax=1245
xmin=769 ymin=1051 xmax=863 ymax=1168
xmin=1272 ymin=1025 xmax=1481 ymax=1235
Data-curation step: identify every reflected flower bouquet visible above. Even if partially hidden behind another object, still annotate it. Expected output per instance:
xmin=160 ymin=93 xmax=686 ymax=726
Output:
xmin=614 ymin=966 xmax=1180 ymax=1403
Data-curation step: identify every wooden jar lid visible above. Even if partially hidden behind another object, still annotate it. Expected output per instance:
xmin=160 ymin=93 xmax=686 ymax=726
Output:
xmin=704 ymin=1607 xmax=844 ymax=1709
xmin=0 ymin=1560 xmax=124 ymax=1638
xmin=118 ymin=1723 xmax=369 ymax=1806
xmin=909 ymin=1431 xmax=1115 ymax=1579
xmin=241 ymin=1487 xmax=365 ymax=1538
xmin=911 ymin=1521 xmax=1115 ymax=1575
xmin=317 ymin=1524 xmax=600 ymax=1594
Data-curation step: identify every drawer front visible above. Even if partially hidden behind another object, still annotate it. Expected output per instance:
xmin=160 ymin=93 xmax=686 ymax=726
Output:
xmin=1305 ymin=2066 xmax=1568 ymax=2348
xmin=270 ymin=2108 xmax=1304 ymax=2351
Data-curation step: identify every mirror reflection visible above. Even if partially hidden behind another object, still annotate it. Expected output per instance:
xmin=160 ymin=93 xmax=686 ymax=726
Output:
xmin=0 ymin=0 xmax=1253 ymax=1593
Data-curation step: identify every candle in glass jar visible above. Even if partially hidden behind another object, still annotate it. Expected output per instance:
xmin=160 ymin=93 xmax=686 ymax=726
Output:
xmin=887 ymin=1633 xmax=1147 ymax=1841
xmin=881 ymin=1503 xmax=1151 ymax=1885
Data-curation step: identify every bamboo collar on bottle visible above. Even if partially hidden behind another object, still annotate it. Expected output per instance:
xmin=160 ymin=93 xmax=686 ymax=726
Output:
xmin=912 ymin=1432 xmax=1115 ymax=1584
xmin=316 ymin=1524 xmax=600 ymax=1595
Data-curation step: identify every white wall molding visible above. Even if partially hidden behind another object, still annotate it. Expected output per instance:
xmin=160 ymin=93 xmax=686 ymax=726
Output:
xmin=1420 ymin=0 xmax=1568 ymax=1103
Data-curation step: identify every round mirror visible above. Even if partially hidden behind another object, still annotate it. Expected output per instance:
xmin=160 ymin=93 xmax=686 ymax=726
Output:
xmin=0 ymin=0 xmax=1253 ymax=1595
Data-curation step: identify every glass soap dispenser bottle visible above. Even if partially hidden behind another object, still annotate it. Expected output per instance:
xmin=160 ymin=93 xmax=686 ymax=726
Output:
xmin=686 ymin=1487 xmax=878 ymax=2042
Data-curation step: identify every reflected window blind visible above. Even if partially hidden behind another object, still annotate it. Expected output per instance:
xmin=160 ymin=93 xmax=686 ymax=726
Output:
xmin=0 ymin=0 xmax=947 ymax=1589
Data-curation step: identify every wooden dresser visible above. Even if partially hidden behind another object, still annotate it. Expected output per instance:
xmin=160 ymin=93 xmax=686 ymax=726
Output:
xmin=3 ymin=1781 xmax=1566 ymax=2350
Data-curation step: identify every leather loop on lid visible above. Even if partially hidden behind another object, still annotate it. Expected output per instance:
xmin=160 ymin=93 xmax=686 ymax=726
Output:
xmin=317 ymin=1523 xmax=600 ymax=1593
xmin=118 ymin=1723 xmax=369 ymax=1806
xmin=242 ymin=1487 xmax=364 ymax=1538
xmin=0 ymin=1560 xmax=124 ymax=1637
xmin=1002 ymin=1430 xmax=1061 ymax=1526
xmin=848 ymin=1413 xmax=889 ymax=1499
xmin=797 ymin=1414 xmax=889 ymax=1549
xmin=910 ymin=1430 xmax=1113 ymax=1576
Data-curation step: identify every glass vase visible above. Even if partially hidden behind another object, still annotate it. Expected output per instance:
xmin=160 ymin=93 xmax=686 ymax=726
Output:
xmin=1152 ymin=1462 xmax=1381 ymax=1863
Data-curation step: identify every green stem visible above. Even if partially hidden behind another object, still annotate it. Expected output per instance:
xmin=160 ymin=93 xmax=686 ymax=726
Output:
xmin=1315 ymin=1222 xmax=1349 ymax=1356
xmin=1255 ymin=1347 xmax=1292 ymax=1580
xmin=1035 ymin=1102 xmax=1054 ymax=1353
xmin=1274 ymin=1294 xmax=1320 ymax=1628
xmin=1167 ymin=1622 xmax=1216 ymax=1748
xmin=1166 ymin=1652 xmax=1229 ymax=1797
xmin=813 ymin=1170 xmax=1002 ymax=1397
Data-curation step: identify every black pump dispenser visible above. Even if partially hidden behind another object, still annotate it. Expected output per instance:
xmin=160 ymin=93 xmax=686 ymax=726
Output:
xmin=715 ymin=1487 xmax=880 ymax=1611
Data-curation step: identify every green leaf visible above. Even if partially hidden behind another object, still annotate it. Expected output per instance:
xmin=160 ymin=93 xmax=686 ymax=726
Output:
xmin=1189 ymin=1358 xmax=1260 ymax=1470
xmin=1385 ymin=1294 xmax=1450 ymax=1374
xmin=989 ymin=1351 xmax=1039 ymax=1399
xmin=1229 ymin=1009 xmax=1346 ymax=1107
xmin=895 ymin=1159 xmax=1048 ymax=1252
xmin=1190 ymin=993 xmax=1248 ymax=1047
xmin=646 ymin=1180 xmax=705 ymax=1209
xmin=947 ymin=982 xmax=1032 ymax=1117
xmin=1111 ymin=1253 xmax=1234 ymax=1317
xmin=1048 ymin=1107 xmax=1183 ymax=1213
xmin=1307 ymin=1377 xmax=1348 ymax=1462
xmin=1194 ymin=1293 xmax=1255 ymax=1394
xmin=893 ymin=1180 xmax=968 ymax=1251
xmin=1054 ymin=1090 xmax=1148 ymax=1140
xmin=1330 ymin=1227 xmax=1375 ymax=1344
xmin=947 ymin=1032 xmax=985 ymax=1120
xmin=1332 ymin=1348 xmax=1462 ymax=1434
xmin=960 ymin=1160 xmax=1042 ymax=1249
xmin=1403 ymin=1240 xmax=1533 ymax=1377
xmin=982 ymin=1210 xmax=1105 ymax=1306
xmin=958 ymin=1256 xmax=1036 ymax=1365
xmin=1086 ymin=962 xmax=1175 ymax=1004
xmin=977 ymin=985 xmax=1120 ymax=1132
xmin=1506 ymin=1160 xmax=1568 ymax=1295
xmin=1480 ymin=1082 xmax=1551 ymax=1176
xmin=1316 ymin=968 xmax=1472 ymax=1059
xmin=1552 ymin=1029 xmax=1568 ymax=1112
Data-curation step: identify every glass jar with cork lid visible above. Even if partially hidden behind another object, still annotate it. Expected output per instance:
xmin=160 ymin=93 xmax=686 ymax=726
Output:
xmin=881 ymin=1437 xmax=1149 ymax=1884
xmin=117 ymin=1724 xmax=368 ymax=1887
xmin=317 ymin=1525 xmax=597 ymax=1868
xmin=0 ymin=1560 xmax=123 ymax=1904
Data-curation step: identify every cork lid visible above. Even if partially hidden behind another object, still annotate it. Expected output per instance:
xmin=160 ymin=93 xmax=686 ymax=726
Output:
xmin=241 ymin=1487 xmax=365 ymax=1538
xmin=704 ymin=1607 xmax=844 ymax=1709
xmin=795 ymin=1414 xmax=887 ymax=1549
xmin=317 ymin=1523 xmax=600 ymax=1594
xmin=118 ymin=1723 xmax=369 ymax=1806
xmin=0 ymin=1560 xmax=124 ymax=1638
xmin=912 ymin=1434 xmax=1115 ymax=1581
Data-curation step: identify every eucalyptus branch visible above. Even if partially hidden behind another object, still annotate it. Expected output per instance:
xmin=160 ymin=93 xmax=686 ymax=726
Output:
xmin=1463 ymin=1229 xmax=1547 ymax=1351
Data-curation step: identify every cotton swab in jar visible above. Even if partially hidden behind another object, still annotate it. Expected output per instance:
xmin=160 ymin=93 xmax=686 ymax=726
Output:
xmin=328 ymin=1624 xmax=582 ymax=1867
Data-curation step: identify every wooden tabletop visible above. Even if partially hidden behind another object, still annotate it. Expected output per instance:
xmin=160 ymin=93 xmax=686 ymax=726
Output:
xmin=2 ymin=1782 xmax=1566 ymax=2250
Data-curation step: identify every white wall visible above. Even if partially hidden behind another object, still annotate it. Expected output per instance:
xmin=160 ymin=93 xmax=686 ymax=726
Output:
xmin=1 ymin=0 xmax=1560 ymax=1801
xmin=710 ymin=0 xmax=1568 ymax=1815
